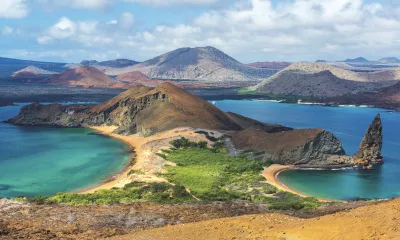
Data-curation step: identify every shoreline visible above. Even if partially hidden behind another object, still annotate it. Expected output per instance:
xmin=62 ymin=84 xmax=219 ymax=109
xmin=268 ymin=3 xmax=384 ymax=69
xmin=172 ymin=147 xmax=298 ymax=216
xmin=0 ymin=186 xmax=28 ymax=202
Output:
xmin=262 ymin=164 xmax=339 ymax=202
xmin=77 ymin=126 xmax=138 ymax=194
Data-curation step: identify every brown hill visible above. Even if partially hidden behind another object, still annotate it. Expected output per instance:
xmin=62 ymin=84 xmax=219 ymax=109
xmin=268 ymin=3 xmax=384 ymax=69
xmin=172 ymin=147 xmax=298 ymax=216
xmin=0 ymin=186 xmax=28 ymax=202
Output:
xmin=116 ymin=71 xmax=150 ymax=82
xmin=47 ymin=66 xmax=114 ymax=88
xmin=89 ymin=82 xmax=242 ymax=135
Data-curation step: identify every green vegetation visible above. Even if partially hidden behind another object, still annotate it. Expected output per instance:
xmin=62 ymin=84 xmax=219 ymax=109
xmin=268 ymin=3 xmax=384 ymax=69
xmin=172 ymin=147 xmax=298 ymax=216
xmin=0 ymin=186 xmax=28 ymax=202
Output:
xmin=20 ymin=137 xmax=322 ymax=210
xmin=25 ymin=182 xmax=193 ymax=205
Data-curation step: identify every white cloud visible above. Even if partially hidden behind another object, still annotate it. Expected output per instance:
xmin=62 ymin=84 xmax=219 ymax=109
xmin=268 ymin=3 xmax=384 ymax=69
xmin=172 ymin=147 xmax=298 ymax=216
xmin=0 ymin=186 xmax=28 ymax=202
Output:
xmin=123 ymin=0 xmax=219 ymax=7
xmin=119 ymin=12 xmax=135 ymax=29
xmin=36 ymin=36 xmax=52 ymax=44
xmin=32 ymin=0 xmax=400 ymax=62
xmin=0 ymin=0 xmax=29 ymax=19
xmin=2 ymin=26 xmax=14 ymax=35
xmin=37 ymin=0 xmax=111 ymax=10
xmin=78 ymin=21 xmax=99 ymax=34
xmin=49 ymin=17 xmax=77 ymax=39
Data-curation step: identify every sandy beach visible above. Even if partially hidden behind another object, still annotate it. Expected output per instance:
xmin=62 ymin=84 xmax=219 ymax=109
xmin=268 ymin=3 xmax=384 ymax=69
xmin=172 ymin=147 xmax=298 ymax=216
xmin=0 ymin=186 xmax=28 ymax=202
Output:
xmin=79 ymin=126 xmax=218 ymax=194
xmin=261 ymin=164 xmax=304 ymax=196
xmin=263 ymin=164 xmax=338 ymax=202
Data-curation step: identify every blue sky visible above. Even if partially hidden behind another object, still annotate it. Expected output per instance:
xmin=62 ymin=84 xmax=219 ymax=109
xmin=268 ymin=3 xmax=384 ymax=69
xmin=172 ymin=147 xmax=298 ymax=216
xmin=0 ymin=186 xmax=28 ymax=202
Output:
xmin=1 ymin=0 xmax=400 ymax=63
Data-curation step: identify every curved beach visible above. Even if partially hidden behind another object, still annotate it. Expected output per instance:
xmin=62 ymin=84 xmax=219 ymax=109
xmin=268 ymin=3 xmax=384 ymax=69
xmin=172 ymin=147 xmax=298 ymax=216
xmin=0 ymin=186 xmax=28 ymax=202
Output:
xmin=262 ymin=164 xmax=335 ymax=202
xmin=79 ymin=126 xmax=216 ymax=194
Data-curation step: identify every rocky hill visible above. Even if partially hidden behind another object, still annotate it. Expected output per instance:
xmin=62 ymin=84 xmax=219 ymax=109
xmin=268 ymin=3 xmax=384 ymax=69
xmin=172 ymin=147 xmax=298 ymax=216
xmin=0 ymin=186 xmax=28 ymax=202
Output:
xmin=378 ymin=57 xmax=400 ymax=64
xmin=231 ymin=128 xmax=352 ymax=165
xmin=102 ymin=46 xmax=278 ymax=82
xmin=246 ymin=61 xmax=290 ymax=69
xmin=11 ymin=66 xmax=57 ymax=77
xmin=253 ymin=62 xmax=400 ymax=97
xmin=325 ymin=81 xmax=400 ymax=109
xmin=45 ymin=66 xmax=115 ymax=88
xmin=344 ymin=57 xmax=369 ymax=63
xmin=81 ymin=59 xmax=139 ymax=68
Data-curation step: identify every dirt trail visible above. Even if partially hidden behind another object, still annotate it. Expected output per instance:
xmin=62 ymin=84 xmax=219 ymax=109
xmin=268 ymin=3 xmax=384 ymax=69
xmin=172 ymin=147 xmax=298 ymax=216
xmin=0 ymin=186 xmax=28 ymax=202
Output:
xmin=118 ymin=198 xmax=400 ymax=240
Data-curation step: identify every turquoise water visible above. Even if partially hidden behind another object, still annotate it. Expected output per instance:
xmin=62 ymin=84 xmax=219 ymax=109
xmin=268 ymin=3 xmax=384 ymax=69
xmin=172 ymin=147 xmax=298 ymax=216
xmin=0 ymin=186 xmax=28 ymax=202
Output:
xmin=0 ymin=104 xmax=132 ymax=198
xmin=215 ymin=100 xmax=400 ymax=200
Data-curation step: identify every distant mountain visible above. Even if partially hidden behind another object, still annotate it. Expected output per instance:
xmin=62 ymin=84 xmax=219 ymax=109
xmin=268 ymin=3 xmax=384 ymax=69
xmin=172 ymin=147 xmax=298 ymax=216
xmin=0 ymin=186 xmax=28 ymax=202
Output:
xmin=378 ymin=57 xmax=400 ymax=64
xmin=12 ymin=66 xmax=57 ymax=77
xmin=315 ymin=60 xmax=327 ymax=62
xmin=328 ymin=81 xmax=400 ymax=109
xmin=103 ymin=46 xmax=278 ymax=82
xmin=46 ymin=66 xmax=115 ymax=88
xmin=0 ymin=57 xmax=66 ymax=78
xmin=343 ymin=57 xmax=369 ymax=63
xmin=246 ymin=62 xmax=291 ymax=69
xmin=81 ymin=59 xmax=139 ymax=68
xmin=253 ymin=62 xmax=400 ymax=98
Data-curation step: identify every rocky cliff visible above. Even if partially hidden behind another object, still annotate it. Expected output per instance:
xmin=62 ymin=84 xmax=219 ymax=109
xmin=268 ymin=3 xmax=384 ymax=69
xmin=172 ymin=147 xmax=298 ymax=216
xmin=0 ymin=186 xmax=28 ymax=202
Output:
xmin=354 ymin=114 xmax=383 ymax=167
xmin=6 ymin=103 xmax=91 ymax=127
xmin=231 ymin=127 xmax=352 ymax=166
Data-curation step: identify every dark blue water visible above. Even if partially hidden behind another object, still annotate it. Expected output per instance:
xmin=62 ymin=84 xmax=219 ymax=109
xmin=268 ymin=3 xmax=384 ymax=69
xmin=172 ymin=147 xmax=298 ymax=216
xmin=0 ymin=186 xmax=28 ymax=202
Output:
xmin=215 ymin=100 xmax=400 ymax=200
xmin=0 ymin=103 xmax=131 ymax=198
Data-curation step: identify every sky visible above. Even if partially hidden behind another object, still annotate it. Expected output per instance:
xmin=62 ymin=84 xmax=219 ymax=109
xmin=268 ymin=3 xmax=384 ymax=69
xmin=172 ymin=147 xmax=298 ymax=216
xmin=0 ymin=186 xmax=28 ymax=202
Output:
xmin=1 ymin=0 xmax=400 ymax=63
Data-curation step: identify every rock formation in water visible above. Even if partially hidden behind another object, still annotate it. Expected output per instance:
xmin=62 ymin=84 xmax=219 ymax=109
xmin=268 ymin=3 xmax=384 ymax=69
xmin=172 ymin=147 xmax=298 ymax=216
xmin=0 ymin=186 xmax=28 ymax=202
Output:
xmin=354 ymin=114 xmax=383 ymax=168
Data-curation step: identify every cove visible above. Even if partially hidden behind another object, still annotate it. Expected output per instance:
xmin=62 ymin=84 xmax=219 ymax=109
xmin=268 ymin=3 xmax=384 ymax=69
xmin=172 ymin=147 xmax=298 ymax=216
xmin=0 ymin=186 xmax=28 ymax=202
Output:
xmin=0 ymin=103 xmax=132 ymax=198
xmin=215 ymin=100 xmax=400 ymax=200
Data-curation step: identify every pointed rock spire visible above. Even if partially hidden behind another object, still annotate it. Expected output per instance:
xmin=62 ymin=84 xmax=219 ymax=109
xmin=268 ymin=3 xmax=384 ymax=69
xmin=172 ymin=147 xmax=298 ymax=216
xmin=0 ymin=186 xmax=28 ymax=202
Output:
xmin=355 ymin=114 xmax=383 ymax=168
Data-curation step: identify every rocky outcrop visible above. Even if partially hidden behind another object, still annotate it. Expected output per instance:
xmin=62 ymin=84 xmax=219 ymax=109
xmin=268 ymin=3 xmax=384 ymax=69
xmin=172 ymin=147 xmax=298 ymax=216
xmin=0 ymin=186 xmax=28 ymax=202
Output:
xmin=354 ymin=114 xmax=383 ymax=167
xmin=6 ymin=103 xmax=91 ymax=127
xmin=231 ymin=127 xmax=353 ymax=166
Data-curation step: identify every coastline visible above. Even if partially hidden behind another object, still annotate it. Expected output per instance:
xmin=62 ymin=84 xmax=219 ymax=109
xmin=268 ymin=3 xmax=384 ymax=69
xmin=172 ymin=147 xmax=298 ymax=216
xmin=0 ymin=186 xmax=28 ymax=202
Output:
xmin=262 ymin=164 xmax=337 ymax=202
xmin=77 ymin=126 xmax=138 ymax=194
xmin=77 ymin=126 xmax=215 ymax=194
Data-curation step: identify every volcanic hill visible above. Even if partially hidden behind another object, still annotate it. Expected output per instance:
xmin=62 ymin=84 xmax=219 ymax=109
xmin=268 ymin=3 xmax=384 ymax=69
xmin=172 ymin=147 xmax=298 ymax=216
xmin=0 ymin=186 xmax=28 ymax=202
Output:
xmin=253 ymin=62 xmax=400 ymax=97
xmin=45 ymin=66 xmax=114 ymax=88
xmin=103 ymin=46 xmax=278 ymax=82
xmin=11 ymin=66 xmax=57 ymax=78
